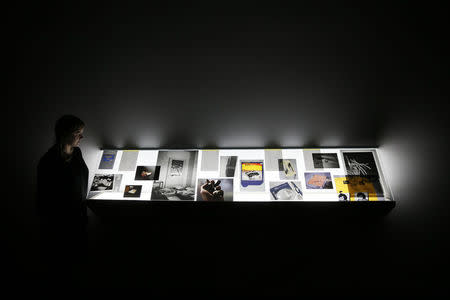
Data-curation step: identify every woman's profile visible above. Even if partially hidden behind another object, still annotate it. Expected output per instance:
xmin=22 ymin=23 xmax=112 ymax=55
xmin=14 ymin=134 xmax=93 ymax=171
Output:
xmin=36 ymin=114 xmax=89 ymax=288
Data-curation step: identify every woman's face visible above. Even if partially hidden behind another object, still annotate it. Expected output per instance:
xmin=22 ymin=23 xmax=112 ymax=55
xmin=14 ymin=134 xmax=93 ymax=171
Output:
xmin=71 ymin=127 xmax=84 ymax=147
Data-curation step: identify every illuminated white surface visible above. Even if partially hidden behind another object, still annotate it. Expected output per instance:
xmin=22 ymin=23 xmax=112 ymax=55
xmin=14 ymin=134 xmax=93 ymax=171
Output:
xmin=86 ymin=148 xmax=393 ymax=202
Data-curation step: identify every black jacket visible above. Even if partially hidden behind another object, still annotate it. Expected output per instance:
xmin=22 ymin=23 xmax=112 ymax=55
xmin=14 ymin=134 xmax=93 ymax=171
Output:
xmin=37 ymin=145 xmax=89 ymax=223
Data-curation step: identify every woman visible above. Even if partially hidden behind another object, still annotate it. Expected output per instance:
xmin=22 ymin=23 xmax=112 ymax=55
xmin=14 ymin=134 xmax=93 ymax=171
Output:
xmin=36 ymin=114 xmax=89 ymax=288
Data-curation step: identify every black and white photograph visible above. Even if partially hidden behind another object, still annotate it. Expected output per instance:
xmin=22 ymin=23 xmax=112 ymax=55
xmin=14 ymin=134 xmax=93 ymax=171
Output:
xmin=123 ymin=185 xmax=142 ymax=198
xmin=343 ymin=152 xmax=380 ymax=177
xmin=151 ymin=151 xmax=198 ymax=200
xmin=269 ymin=181 xmax=303 ymax=200
xmin=90 ymin=174 xmax=115 ymax=191
xmin=197 ymin=178 xmax=234 ymax=201
xmin=355 ymin=192 xmax=369 ymax=201
xmin=134 ymin=166 xmax=160 ymax=180
xmin=312 ymin=153 xmax=340 ymax=168
xmin=169 ymin=159 xmax=184 ymax=176
xmin=219 ymin=156 xmax=238 ymax=177
xmin=278 ymin=159 xmax=298 ymax=180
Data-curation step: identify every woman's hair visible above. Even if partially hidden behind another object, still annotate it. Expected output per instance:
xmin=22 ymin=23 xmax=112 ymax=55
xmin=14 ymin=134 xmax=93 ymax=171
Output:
xmin=54 ymin=115 xmax=85 ymax=145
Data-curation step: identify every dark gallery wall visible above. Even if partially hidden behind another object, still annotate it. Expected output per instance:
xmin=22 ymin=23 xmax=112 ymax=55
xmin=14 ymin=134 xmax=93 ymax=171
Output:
xmin=8 ymin=3 xmax=449 ymax=296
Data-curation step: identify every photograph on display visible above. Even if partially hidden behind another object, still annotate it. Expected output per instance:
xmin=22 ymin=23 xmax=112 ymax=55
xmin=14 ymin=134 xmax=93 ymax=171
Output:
xmin=169 ymin=159 xmax=184 ymax=176
xmin=269 ymin=181 xmax=303 ymax=200
xmin=219 ymin=156 xmax=238 ymax=177
xmin=334 ymin=175 xmax=384 ymax=201
xmin=197 ymin=178 xmax=234 ymax=201
xmin=278 ymin=159 xmax=298 ymax=180
xmin=118 ymin=150 xmax=139 ymax=171
xmin=135 ymin=166 xmax=160 ymax=180
xmin=98 ymin=150 xmax=117 ymax=169
xmin=304 ymin=172 xmax=333 ymax=189
xmin=343 ymin=152 xmax=380 ymax=177
xmin=90 ymin=174 xmax=122 ymax=192
xmin=337 ymin=190 xmax=350 ymax=201
xmin=240 ymin=160 xmax=265 ymax=190
xmin=123 ymin=185 xmax=142 ymax=198
xmin=312 ymin=153 xmax=340 ymax=168
xmin=151 ymin=151 xmax=198 ymax=200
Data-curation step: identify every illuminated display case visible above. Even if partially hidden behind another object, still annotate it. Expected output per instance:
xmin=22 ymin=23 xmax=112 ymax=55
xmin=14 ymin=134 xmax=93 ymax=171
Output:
xmin=86 ymin=148 xmax=394 ymax=203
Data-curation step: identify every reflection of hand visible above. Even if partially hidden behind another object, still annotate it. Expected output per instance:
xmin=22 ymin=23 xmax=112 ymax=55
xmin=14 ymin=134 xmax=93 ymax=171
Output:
xmin=200 ymin=179 xmax=224 ymax=201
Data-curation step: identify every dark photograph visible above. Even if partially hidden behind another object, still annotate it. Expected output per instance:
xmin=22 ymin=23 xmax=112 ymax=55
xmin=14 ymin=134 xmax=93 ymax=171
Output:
xmin=123 ymin=185 xmax=142 ymax=198
xmin=343 ymin=152 xmax=379 ymax=177
xmin=312 ymin=153 xmax=340 ymax=168
xmin=135 ymin=166 xmax=160 ymax=180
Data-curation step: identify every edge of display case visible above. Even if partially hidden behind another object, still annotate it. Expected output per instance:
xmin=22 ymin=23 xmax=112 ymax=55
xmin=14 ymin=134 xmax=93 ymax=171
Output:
xmin=87 ymin=200 xmax=396 ymax=217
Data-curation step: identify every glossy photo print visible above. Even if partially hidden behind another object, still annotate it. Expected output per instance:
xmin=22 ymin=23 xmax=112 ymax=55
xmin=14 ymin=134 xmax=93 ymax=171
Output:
xmin=304 ymin=172 xmax=333 ymax=189
xmin=151 ymin=151 xmax=198 ymax=200
xmin=90 ymin=174 xmax=115 ymax=191
xmin=312 ymin=153 xmax=340 ymax=168
xmin=98 ymin=150 xmax=117 ymax=169
xmin=269 ymin=181 xmax=303 ymax=200
xmin=333 ymin=175 xmax=384 ymax=201
xmin=135 ymin=166 xmax=160 ymax=180
xmin=123 ymin=185 xmax=142 ymax=198
xmin=219 ymin=156 xmax=238 ymax=177
xmin=278 ymin=159 xmax=298 ymax=180
xmin=89 ymin=174 xmax=123 ymax=192
xmin=342 ymin=152 xmax=380 ymax=177
xmin=197 ymin=178 xmax=234 ymax=201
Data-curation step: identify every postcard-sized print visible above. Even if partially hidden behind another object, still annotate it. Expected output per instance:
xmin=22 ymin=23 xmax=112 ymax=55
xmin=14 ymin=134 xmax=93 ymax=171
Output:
xmin=269 ymin=181 xmax=303 ymax=200
xmin=135 ymin=166 xmax=160 ymax=180
xmin=197 ymin=178 xmax=234 ymax=201
xmin=123 ymin=185 xmax=142 ymax=198
xmin=241 ymin=160 xmax=264 ymax=187
xmin=98 ymin=150 xmax=117 ymax=169
xmin=304 ymin=172 xmax=333 ymax=189
xmin=90 ymin=174 xmax=122 ymax=192
xmin=220 ymin=156 xmax=238 ymax=177
xmin=333 ymin=175 xmax=384 ymax=201
xmin=312 ymin=153 xmax=340 ymax=169
xmin=278 ymin=159 xmax=298 ymax=180
xmin=240 ymin=160 xmax=265 ymax=192
xmin=343 ymin=152 xmax=380 ymax=177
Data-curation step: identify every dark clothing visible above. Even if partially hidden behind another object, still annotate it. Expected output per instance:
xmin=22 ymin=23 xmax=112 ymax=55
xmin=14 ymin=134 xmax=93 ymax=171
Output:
xmin=37 ymin=145 xmax=89 ymax=221
xmin=36 ymin=144 xmax=89 ymax=289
